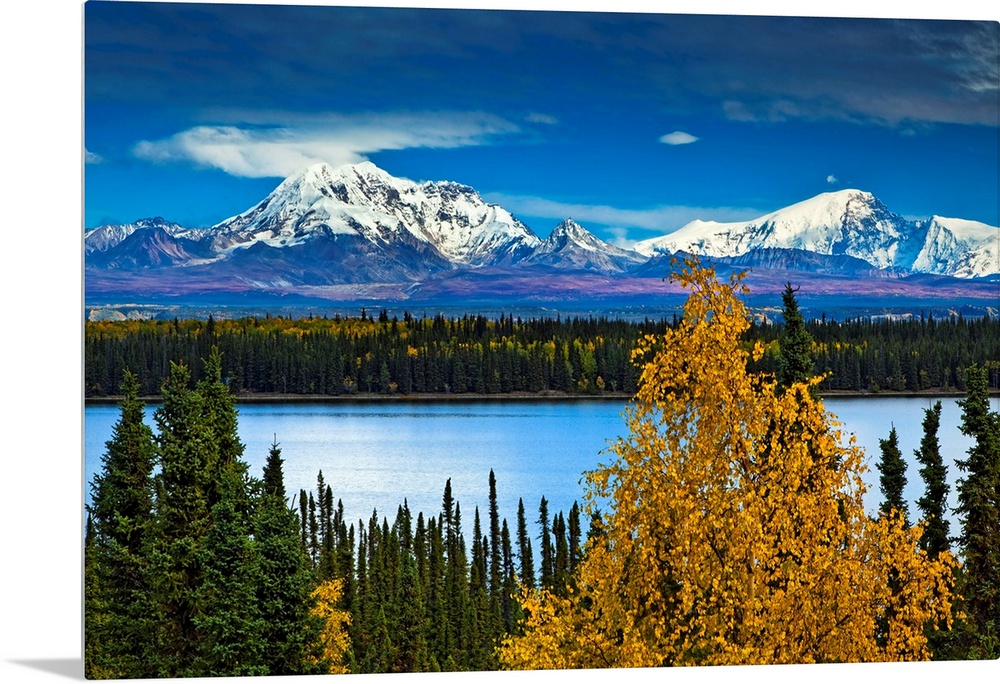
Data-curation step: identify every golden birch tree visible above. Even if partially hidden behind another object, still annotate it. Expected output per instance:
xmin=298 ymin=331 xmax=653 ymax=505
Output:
xmin=499 ymin=259 xmax=954 ymax=669
xmin=308 ymin=579 xmax=352 ymax=673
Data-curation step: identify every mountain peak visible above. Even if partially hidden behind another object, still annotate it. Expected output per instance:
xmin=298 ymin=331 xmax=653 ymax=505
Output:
xmin=525 ymin=218 xmax=643 ymax=273
xmin=552 ymin=217 xmax=585 ymax=235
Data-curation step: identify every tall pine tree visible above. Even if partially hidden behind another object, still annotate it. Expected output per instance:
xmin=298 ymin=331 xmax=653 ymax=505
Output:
xmin=538 ymin=497 xmax=554 ymax=590
xmin=255 ymin=442 xmax=326 ymax=675
xmin=148 ymin=361 xmax=212 ymax=674
xmin=955 ymin=365 xmax=1000 ymax=645
xmin=877 ymin=425 xmax=909 ymax=526
xmin=516 ymin=498 xmax=535 ymax=588
xmin=777 ymin=282 xmax=814 ymax=391
xmin=915 ymin=401 xmax=950 ymax=558
xmin=85 ymin=370 xmax=156 ymax=679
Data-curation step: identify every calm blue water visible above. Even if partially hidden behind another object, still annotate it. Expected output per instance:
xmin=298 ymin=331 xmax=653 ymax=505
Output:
xmin=84 ymin=396 xmax=992 ymax=535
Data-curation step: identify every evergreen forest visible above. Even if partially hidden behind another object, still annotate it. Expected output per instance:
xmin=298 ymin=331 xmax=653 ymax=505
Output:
xmin=85 ymin=307 xmax=1000 ymax=398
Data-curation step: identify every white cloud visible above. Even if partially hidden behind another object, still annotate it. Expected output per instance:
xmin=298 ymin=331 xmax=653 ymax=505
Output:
xmin=132 ymin=111 xmax=521 ymax=178
xmin=525 ymin=112 xmax=559 ymax=125
xmin=485 ymin=192 xmax=763 ymax=245
xmin=659 ymin=131 xmax=699 ymax=145
xmin=827 ymin=174 xmax=838 ymax=184
xmin=84 ymin=148 xmax=103 ymax=164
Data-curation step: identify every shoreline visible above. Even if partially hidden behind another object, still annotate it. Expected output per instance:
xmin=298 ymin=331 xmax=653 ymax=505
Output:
xmin=84 ymin=391 xmax=634 ymax=405
xmin=83 ymin=388 xmax=995 ymax=406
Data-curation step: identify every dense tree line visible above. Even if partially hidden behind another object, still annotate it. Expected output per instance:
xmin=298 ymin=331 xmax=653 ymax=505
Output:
xmin=295 ymin=467 xmax=586 ymax=673
xmin=85 ymin=351 xmax=337 ymax=678
xmin=86 ymin=347 xmax=589 ymax=677
xmin=85 ymin=311 xmax=649 ymax=398
xmin=85 ymin=308 xmax=1000 ymax=399
xmin=749 ymin=310 xmax=1000 ymax=392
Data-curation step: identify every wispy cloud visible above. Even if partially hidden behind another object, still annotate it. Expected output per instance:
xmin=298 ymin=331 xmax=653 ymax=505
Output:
xmin=132 ymin=111 xmax=521 ymax=178
xmin=827 ymin=174 xmax=838 ymax=184
xmin=486 ymin=193 xmax=763 ymax=246
xmin=85 ymin=148 xmax=104 ymax=164
xmin=525 ymin=112 xmax=559 ymax=125
xmin=659 ymin=131 xmax=699 ymax=145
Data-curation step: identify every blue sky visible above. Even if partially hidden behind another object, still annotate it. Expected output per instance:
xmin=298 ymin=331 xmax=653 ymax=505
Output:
xmin=84 ymin=1 xmax=999 ymax=246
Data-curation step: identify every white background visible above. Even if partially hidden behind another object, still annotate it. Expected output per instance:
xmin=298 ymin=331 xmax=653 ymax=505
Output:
xmin=1 ymin=1 xmax=996 ymax=682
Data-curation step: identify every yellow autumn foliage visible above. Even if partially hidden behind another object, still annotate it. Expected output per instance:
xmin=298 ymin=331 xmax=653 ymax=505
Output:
xmin=499 ymin=258 xmax=954 ymax=669
xmin=309 ymin=579 xmax=352 ymax=674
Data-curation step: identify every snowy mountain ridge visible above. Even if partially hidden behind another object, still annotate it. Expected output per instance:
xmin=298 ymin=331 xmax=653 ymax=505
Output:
xmin=208 ymin=161 xmax=540 ymax=267
xmin=85 ymin=164 xmax=999 ymax=283
xmin=633 ymin=189 xmax=998 ymax=278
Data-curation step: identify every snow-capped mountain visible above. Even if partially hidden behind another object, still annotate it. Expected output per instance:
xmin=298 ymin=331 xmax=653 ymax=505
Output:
xmin=209 ymin=161 xmax=540 ymax=267
xmin=88 ymin=225 xmax=214 ymax=269
xmin=634 ymin=190 xmax=913 ymax=269
xmin=911 ymin=216 xmax=1000 ymax=279
xmin=633 ymin=190 xmax=998 ymax=278
xmin=84 ymin=217 xmax=189 ymax=254
xmin=522 ymin=218 xmax=645 ymax=273
xmin=84 ymin=165 xmax=998 ymax=309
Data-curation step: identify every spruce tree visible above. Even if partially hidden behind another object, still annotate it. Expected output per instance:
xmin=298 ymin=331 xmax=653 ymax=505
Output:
xmin=915 ymin=401 xmax=950 ymax=558
xmin=538 ymin=497 xmax=554 ymax=590
xmin=196 ymin=347 xmax=247 ymax=511
xmin=777 ymin=282 xmax=814 ymax=391
xmin=393 ymin=551 xmax=428 ymax=672
xmin=192 ymin=474 xmax=266 ymax=677
xmin=262 ymin=439 xmax=286 ymax=501
xmin=516 ymin=498 xmax=535 ymax=588
xmin=553 ymin=512 xmax=570 ymax=596
xmin=445 ymin=501 xmax=470 ymax=663
xmin=488 ymin=470 xmax=502 ymax=602
xmin=877 ymin=425 xmax=909 ymax=526
xmin=955 ymin=365 xmax=1000 ymax=642
xmin=500 ymin=519 xmax=520 ymax=633
xmin=424 ymin=516 xmax=447 ymax=668
xmin=568 ymin=501 xmax=582 ymax=573
xmin=85 ymin=369 xmax=156 ymax=679
xmin=255 ymin=444 xmax=324 ymax=675
xmin=149 ymin=361 xmax=212 ymax=674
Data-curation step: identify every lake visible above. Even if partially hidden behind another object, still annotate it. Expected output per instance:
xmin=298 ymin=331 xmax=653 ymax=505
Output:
xmin=84 ymin=396 xmax=993 ymax=537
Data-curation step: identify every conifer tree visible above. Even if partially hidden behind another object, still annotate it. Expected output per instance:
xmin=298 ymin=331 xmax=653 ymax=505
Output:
xmin=553 ymin=512 xmax=570 ymax=597
xmin=915 ymin=401 xmax=950 ymax=558
xmin=148 ymin=361 xmax=212 ymax=673
xmin=777 ymin=282 xmax=814 ymax=391
xmin=85 ymin=369 xmax=156 ymax=679
xmin=192 ymin=475 xmax=266 ymax=677
xmin=877 ymin=425 xmax=909 ymax=526
xmin=516 ymin=498 xmax=535 ymax=588
xmin=262 ymin=439 xmax=286 ymax=501
xmin=538 ymin=497 xmax=554 ymax=590
xmin=500 ymin=519 xmax=520 ymax=633
xmin=488 ymin=470 xmax=503 ymax=601
xmin=955 ymin=364 xmax=1000 ymax=644
xmin=445 ymin=501 xmax=470 ymax=663
xmin=393 ymin=551 xmax=428 ymax=672
xmin=196 ymin=347 xmax=248 ymax=511
xmin=256 ymin=444 xmax=325 ymax=675
xmin=424 ymin=515 xmax=447 ymax=668
xmin=568 ymin=502 xmax=582 ymax=573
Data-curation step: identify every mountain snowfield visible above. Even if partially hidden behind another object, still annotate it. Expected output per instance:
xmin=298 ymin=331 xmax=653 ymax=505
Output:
xmin=910 ymin=216 xmax=1000 ymax=279
xmin=633 ymin=189 xmax=999 ymax=279
xmin=209 ymin=161 xmax=540 ymax=266
xmin=522 ymin=218 xmax=645 ymax=273
xmin=85 ymin=163 xmax=999 ymax=288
